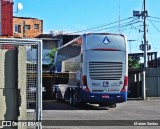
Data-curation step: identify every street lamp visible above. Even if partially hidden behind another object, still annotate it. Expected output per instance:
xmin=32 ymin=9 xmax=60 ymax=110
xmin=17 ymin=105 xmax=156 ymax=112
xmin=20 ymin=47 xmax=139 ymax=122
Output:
xmin=128 ymin=40 xmax=136 ymax=53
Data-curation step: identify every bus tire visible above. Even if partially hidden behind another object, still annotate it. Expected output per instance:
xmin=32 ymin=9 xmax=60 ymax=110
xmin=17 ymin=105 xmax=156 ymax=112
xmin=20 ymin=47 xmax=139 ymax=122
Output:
xmin=69 ymin=95 xmax=72 ymax=105
xmin=55 ymin=90 xmax=62 ymax=102
xmin=99 ymin=103 xmax=108 ymax=107
xmin=54 ymin=87 xmax=58 ymax=99
xmin=71 ymin=94 xmax=77 ymax=107
xmin=55 ymin=90 xmax=60 ymax=101
xmin=109 ymin=103 xmax=117 ymax=108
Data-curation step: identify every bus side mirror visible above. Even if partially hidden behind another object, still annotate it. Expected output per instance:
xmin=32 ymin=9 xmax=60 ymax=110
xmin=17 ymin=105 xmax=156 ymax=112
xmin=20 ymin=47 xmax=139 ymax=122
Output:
xmin=76 ymin=71 xmax=81 ymax=81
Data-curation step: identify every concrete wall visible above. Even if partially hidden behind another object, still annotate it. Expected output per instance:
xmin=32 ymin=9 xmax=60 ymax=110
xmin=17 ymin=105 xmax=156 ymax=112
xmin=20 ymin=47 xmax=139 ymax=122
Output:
xmin=0 ymin=47 xmax=27 ymax=124
xmin=18 ymin=46 xmax=27 ymax=121
xmin=146 ymin=68 xmax=160 ymax=97
xmin=0 ymin=49 xmax=18 ymax=120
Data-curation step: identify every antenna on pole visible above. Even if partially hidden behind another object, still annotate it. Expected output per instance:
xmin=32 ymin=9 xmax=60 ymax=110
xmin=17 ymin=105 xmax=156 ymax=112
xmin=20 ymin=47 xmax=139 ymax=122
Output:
xmin=118 ymin=0 xmax=121 ymax=33
xmin=14 ymin=2 xmax=23 ymax=13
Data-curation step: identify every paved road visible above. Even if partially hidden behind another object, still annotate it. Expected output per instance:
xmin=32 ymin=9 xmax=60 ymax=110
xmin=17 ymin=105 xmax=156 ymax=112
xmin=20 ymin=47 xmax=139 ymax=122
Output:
xmin=42 ymin=99 xmax=160 ymax=129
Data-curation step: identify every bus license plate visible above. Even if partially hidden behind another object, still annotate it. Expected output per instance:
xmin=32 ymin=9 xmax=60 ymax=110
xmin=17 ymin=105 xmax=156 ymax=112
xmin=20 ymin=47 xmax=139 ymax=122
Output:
xmin=102 ymin=95 xmax=109 ymax=98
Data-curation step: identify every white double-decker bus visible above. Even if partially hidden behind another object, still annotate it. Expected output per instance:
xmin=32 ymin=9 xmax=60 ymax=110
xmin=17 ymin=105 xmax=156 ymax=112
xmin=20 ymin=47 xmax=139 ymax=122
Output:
xmin=51 ymin=33 xmax=128 ymax=107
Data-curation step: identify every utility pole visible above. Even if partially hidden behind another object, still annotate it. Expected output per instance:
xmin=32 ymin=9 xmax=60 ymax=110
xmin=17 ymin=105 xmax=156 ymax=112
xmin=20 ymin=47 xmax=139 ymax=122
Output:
xmin=143 ymin=0 xmax=148 ymax=68
xmin=133 ymin=0 xmax=150 ymax=68
xmin=23 ymin=19 xmax=25 ymax=38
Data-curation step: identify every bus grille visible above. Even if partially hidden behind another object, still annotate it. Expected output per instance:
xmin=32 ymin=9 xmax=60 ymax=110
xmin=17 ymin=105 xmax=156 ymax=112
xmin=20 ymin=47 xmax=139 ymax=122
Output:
xmin=89 ymin=62 xmax=123 ymax=80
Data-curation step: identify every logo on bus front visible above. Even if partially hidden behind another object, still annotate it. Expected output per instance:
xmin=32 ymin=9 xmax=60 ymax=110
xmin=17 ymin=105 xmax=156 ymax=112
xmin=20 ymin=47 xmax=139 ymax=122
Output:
xmin=102 ymin=36 xmax=110 ymax=45
xmin=103 ymin=82 xmax=109 ymax=87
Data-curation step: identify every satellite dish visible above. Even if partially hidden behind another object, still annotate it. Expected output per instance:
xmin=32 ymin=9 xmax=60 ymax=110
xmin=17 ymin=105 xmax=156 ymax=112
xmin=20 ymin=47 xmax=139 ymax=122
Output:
xmin=18 ymin=3 xmax=23 ymax=10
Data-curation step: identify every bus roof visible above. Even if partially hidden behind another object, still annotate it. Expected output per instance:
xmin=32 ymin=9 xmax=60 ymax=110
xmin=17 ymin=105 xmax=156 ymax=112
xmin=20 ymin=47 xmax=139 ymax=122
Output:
xmin=58 ymin=33 xmax=126 ymax=50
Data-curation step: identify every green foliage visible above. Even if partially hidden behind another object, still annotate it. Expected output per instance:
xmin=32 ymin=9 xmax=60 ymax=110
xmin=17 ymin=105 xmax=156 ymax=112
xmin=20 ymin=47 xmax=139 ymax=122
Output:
xmin=47 ymin=48 xmax=58 ymax=64
xmin=128 ymin=56 xmax=141 ymax=69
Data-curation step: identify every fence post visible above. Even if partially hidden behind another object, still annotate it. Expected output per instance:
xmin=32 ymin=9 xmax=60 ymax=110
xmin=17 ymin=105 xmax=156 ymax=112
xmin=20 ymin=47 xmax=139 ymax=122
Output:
xmin=142 ymin=71 xmax=146 ymax=100
xmin=158 ymin=76 xmax=160 ymax=97
xmin=36 ymin=41 xmax=43 ymax=129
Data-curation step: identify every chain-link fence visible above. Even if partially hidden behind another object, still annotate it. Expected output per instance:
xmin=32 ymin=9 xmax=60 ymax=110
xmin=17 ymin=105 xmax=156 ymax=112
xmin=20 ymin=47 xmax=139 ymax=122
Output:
xmin=0 ymin=38 xmax=42 ymax=129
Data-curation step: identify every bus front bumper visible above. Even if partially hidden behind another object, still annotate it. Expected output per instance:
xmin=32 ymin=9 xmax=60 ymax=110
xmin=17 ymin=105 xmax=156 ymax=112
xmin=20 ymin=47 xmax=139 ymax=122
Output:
xmin=81 ymin=90 xmax=127 ymax=104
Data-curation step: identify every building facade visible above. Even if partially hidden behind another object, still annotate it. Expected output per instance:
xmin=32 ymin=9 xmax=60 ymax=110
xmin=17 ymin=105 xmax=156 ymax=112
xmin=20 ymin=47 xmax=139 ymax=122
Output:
xmin=13 ymin=16 xmax=43 ymax=38
xmin=0 ymin=0 xmax=13 ymax=37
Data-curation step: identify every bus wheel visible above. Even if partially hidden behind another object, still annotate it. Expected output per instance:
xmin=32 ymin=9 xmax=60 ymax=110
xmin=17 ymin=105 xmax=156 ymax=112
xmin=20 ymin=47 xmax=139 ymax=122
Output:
xmin=70 ymin=93 xmax=77 ymax=107
xmin=99 ymin=103 xmax=108 ymax=107
xmin=72 ymin=95 xmax=77 ymax=107
xmin=109 ymin=103 xmax=117 ymax=108
xmin=55 ymin=92 xmax=60 ymax=101
xmin=54 ymin=88 xmax=58 ymax=100
xmin=55 ymin=91 xmax=62 ymax=102
xmin=55 ymin=92 xmax=58 ymax=99
xmin=69 ymin=96 xmax=72 ymax=105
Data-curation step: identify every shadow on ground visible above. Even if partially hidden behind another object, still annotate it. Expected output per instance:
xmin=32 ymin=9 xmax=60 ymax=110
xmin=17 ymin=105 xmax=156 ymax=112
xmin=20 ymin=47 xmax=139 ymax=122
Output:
xmin=42 ymin=100 xmax=109 ymax=110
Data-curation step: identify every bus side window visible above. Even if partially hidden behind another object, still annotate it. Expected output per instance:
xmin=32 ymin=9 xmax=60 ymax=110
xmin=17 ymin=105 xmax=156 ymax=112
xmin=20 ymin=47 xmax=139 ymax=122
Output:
xmin=56 ymin=61 xmax=62 ymax=72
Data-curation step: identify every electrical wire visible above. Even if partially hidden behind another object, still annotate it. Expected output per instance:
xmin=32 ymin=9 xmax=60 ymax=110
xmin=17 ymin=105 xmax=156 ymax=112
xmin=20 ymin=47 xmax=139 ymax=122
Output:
xmin=148 ymin=16 xmax=160 ymax=20
xmin=66 ymin=17 xmax=134 ymax=34
xmin=147 ymin=25 xmax=157 ymax=52
xmin=100 ymin=20 xmax=140 ymax=32
xmin=88 ymin=18 xmax=140 ymax=33
xmin=109 ymin=21 xmax=138 ymax=32
xmin=147 ymin=18 xmax=160 ymax=23
xmin=148 ymin=19 xmax=160 ymax=33
xmin=135 ymin=31 xmax=142 ymax=53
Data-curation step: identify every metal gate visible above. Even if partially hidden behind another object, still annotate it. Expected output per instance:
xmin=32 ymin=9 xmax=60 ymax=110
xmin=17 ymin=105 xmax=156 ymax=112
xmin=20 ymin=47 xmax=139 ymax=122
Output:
xmin=0 ymin=38 xmax=42 ymax=129
xmin=128 ymin=69 xmax=143 ymax=98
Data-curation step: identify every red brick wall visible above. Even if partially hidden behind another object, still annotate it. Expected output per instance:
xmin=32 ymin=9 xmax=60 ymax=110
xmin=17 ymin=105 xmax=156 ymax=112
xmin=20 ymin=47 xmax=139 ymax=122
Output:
xmin=13 ymin=17 xmax=43 ymax=38
xmin=1 ymin=44 xmax=14 ymax=49
xmin=1 ymin=0 xmax=13 ymax=36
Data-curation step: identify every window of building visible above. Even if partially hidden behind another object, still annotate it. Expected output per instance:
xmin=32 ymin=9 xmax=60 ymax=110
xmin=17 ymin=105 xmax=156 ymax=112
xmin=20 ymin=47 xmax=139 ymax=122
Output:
xmin=34 ymin=24 xmax=39 ymax=29
xmin=14 ymin=25 xmax=21 ymax=33
xmin=43 ymin=40 xmax=58 ymax=50
xmin=25 ymin=25 xmax=30 ymax=30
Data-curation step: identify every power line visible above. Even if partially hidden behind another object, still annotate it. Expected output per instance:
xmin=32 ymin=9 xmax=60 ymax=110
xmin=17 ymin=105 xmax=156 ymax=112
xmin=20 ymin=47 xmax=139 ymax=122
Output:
xmin=125 ymin=21 xmax=133 ymax=41
xmin=131 ymin=25 xmax=141 ymax=31
xmin=147 ymin=18 xmax=160 ymax=23
xmin=96 ymin=20 xmax=140 ymax=33
xmin=120 ymin=24 xmax=130 ymax=33
xmin=110 ymin=20 xmax=140 ymax=32
xmin=147 ymin=25 xmax=157 ymax=52
xmin=84 ymin=18 xmax=139 ymax=33
xmin=148 ymin=16 xmax=160 ymax=20
xmin=148 ymin=19 xmax=160 ymax=33
xmin=67 ymin=17 xmax=133 ymax=34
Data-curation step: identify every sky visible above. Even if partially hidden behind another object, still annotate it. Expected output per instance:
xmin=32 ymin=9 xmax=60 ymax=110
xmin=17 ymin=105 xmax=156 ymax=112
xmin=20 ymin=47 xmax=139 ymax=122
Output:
xmin=13 ymin=0 xmax=160 ymax=57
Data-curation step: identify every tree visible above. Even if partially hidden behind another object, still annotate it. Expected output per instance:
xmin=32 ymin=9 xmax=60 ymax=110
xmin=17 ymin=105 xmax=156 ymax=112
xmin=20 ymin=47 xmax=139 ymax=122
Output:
xmin=47 ymin=48 xmax=58 ymax=64
xmin=128 ymin=56 xmax=141 ymax=69
xmin=44 ymin=48 xmax=58 ymax=100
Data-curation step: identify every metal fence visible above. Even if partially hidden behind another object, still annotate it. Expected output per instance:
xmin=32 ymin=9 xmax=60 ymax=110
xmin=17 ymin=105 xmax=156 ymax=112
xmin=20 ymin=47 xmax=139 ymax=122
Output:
xmin=146 ymin=74 xmax=160 ymax=97
xmin=128 ymin=69 xmax=160 ymax=99
xmin=0 ymin=38 xmax=42 ymax=129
